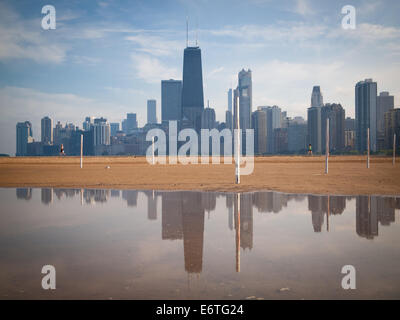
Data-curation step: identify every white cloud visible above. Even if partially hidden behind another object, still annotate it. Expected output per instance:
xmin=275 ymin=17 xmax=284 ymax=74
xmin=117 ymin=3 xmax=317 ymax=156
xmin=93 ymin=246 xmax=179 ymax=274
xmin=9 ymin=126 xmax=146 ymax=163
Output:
xmin=125 ymin=34 xmax=182 ymax=56
xmin=131 ymin=54 xmax=180 ymax=84
xmin=0 ymin=3 xmax=67 ymax=63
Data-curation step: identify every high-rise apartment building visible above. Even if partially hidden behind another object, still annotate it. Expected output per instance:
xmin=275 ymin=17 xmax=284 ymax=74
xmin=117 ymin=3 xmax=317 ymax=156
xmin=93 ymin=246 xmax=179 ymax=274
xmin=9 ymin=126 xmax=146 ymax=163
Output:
xmin=355 ymin=79 xmax=377 ymax=152
xmin=161 ymin=79 xmax=182 ymax=123
xmin=93 ymin=118 xmax=110 ymax=146
xmin=41 ymin=116 xmax=53 ymax=144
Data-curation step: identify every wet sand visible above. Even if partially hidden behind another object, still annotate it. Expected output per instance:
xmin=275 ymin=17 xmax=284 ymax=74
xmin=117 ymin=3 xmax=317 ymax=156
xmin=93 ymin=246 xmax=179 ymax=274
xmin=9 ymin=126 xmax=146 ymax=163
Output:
xmin=0 ymin=156 xmax=399 ymax=195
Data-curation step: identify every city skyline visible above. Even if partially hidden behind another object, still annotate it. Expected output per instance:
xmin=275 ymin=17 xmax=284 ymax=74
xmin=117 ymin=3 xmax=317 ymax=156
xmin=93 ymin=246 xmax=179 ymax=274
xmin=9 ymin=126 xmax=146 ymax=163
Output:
xmin=1 ymin=0 xmax=400 ymax=155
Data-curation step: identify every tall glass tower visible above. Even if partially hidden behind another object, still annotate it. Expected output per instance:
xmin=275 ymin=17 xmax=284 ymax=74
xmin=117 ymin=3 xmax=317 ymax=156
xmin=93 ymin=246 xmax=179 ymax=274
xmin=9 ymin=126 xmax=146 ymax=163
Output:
xmin=181 ymin=46 xmax=204 ymax=131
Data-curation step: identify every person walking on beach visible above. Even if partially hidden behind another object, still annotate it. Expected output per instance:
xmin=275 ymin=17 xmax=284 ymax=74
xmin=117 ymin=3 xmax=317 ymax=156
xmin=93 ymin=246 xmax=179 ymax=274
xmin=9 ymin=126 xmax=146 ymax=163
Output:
xmin=308 ymin=144 xmax=312 ymax=156
xmin=60 ymin=144 xmax=65 ymax=156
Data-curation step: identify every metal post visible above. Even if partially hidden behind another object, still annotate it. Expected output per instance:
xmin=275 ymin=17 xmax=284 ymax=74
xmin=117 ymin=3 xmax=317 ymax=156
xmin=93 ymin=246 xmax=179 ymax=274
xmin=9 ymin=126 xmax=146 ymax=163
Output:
xmin=235 ymin=193 xmax=241 ymax=273
xmin=152 ymin=136 xmax=155 ymax=165
xmin=235 ymin=95 xmax=240 ymax=184
xmin=393 ymin=133 xmax=396 ymax=166
xmin=325 ymin=118 xmax=329 ymax=174
xmin=367 ymin=128 xmax=370 ymax=169
xmin=80 ymin=134 xmax=83 ymax=169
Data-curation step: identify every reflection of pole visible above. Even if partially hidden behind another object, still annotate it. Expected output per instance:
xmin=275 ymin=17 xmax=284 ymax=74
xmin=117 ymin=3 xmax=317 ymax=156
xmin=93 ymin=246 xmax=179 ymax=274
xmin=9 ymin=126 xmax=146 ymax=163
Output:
xmin=80 ymin=188 xmax=83 ymax=206
xmin=152 ymin=136 xmax=155 ymax=165
xmin=235 ymin=95 xmax=240 ymax=184
xmin=325 ymin=118 xmax=329 ymax=174
xmin=367 ymin=128 xmax=370 ymax=169
xmin=235 ymin=193 xmax=241 ymax=273
xmin=327 ymin=195 xmax=330 ymax=232
xmin=393 ymin=133 xmax=396 ymax=166
xmin=80 ymin=134 xmax=83 ymax=169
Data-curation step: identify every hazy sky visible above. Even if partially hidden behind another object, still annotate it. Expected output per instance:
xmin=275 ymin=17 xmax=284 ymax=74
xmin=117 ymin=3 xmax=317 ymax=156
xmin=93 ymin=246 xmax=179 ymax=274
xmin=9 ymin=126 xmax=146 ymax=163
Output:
xmin=0 ymin=0 xmax=400 ymax=155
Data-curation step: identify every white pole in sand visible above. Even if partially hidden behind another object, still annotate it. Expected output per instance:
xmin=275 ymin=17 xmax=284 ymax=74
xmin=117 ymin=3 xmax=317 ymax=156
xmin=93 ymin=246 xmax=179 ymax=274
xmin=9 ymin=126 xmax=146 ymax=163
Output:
xmin=367 ymin=128 xmax=370 ymax=169
xmin=393 ymin=133 xmax=396 ymax=166
xmin=152 ymin=136 xmax=155 ymax=165
xmin=325 ymin=118 xmax=329 ymax=174
xmin=80 ymin=134 xmax=83 ymax=169
xmin=235 ymin=96 xmax=240 ymax=184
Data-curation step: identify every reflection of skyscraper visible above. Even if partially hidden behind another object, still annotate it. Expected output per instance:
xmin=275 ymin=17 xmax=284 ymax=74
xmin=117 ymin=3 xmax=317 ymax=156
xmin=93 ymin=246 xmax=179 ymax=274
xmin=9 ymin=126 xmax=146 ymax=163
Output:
xmin=226 ymin=194 xmax=234 ymax=230
xmin=144 ymin=190 xmax=157 ymax=220
xmin=240 ymin=193 xmax=253 ymax=250
xmin=111 ymin=190 xmax=120 ymax=197
xmin=122 ymin=190 xmax=138 ymax=207
xmin=308 ymin=195 xmax=325 ymax=232
xmin=181 ymin=46 xmax=204 ymax=132
xmin=181 ymin=192 xmax=205 ymax=273
xmin=16 ymin=188 xmax=32 ymax=200
xmin=374 ymin=197 xmax=395 ymax=226
xmin=201 ymin=192 xmax=216 ymax=212
xmin=41 ymin=188 xmax=53 ymax=205
xmin=327 ymin=196 xmax=346 ymax=215
xmin=356 ymin=196 xmax=378 ymax=239
xmin=161 ymin=192 xmax=183 ymax=240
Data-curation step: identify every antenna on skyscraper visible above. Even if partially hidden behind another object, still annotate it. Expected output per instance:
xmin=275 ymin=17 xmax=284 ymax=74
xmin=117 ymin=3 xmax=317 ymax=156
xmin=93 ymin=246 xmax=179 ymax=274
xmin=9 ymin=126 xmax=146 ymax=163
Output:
xmin=195 ymin=18 xmax=198 ymax=46
xmin=186 ymin=16 xmax=189 ymax=47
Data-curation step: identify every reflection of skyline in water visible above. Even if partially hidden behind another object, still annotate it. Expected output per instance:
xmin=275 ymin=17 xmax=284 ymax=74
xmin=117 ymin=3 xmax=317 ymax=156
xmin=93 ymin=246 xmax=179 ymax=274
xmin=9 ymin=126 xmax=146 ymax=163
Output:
xmin=15 ymin=188 xmax=400 ymax=274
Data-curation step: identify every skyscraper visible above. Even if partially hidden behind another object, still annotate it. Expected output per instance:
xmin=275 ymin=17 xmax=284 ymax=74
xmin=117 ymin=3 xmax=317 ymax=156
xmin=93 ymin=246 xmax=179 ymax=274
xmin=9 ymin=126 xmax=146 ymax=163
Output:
xmin=311 ymin=86 xmax=324 ymax=108
xmin=237 ymin=69 xmax=252 ymax=131
xmin=227 ymin=88 xmax=232 ymax=113
xmin=93 ymin=118 xmax=110 ymax=146
xmin=16 ymin=121 xmax=33 ymax=156
xmin=355 ymin=79 xmax=377 ymax=152
xmin=161 ymin=79 xmax=182 ymax=123
xmin=307 ymin=106 xmax=322 ymax=153
xmin=321 ymin=103 xmax=345 ymax=153
xmin=307 ymin=86 xmax=324 ymax=153
xmin=110 ymin=122 xmax=120 ymax=136
xmin=41 ymin=116 xmax=53 ymax=144
xmin=181 ymin=46 xmax=204 ymax=131
xmin=125 ymin=113 xmax=138 ymax=134
xmin=201 ymin=107 xmax=216 ymax=130
xmin=377 ymin=91 xmax=394 ymax=149
xmin=384 ymin=108 xmax=400 ymax=150
xmin=258 ymin=106 xmax=281 ymax=153
xmin=251 ymin=110 xmax=267 ymax=154
xmin=147 ymin=99 xmax=157 ymax=124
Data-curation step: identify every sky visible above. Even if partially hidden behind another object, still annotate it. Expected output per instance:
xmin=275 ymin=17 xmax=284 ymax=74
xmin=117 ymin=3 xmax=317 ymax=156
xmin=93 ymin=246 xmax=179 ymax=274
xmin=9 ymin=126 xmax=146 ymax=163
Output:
xmin=0 ymin=0 xmax=400 ymax=155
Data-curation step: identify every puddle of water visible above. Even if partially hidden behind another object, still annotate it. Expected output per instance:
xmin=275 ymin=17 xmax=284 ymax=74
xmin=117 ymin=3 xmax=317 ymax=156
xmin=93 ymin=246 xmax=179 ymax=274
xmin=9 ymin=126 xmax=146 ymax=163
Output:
xmin=1 ymin=188 xmax=400 ymax=299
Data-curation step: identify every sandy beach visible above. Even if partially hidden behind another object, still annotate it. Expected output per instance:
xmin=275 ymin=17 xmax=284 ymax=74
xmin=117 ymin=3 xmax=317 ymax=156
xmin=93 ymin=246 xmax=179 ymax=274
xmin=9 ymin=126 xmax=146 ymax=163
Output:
xmin=0 ymin=155 xmax=399 ymax=195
